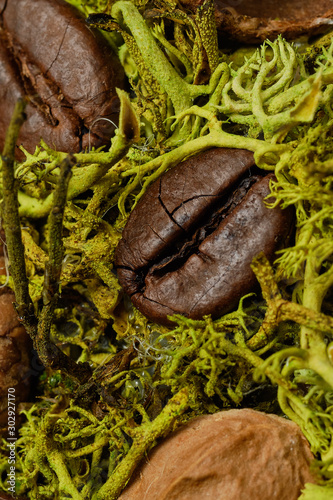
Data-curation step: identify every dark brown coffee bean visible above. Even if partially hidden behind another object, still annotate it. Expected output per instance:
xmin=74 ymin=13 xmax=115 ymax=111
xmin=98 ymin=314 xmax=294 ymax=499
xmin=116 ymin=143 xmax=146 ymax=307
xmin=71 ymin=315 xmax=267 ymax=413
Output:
xmin=0 ymin=0 xmax=124 ymax=158
xmin=0 ymin=237 xmax=32 ymax=426
xmin=0 ymin=493 xmax=28 ymax=500
xmin=115 ymin=148 xmax=294 ymax=325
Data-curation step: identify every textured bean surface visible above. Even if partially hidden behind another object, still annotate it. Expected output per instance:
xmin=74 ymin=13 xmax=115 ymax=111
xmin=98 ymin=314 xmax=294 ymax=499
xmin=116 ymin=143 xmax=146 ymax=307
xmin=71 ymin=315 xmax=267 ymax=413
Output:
xmin=179 ymin=0 xmax=333 ymax=43
xmin=0 ymin=238 xmax=31 ymax=426
xmin=0 ymin=0 xmax=124 ymax=157
xmin=115 ymin=148 xmax=294 ymax=325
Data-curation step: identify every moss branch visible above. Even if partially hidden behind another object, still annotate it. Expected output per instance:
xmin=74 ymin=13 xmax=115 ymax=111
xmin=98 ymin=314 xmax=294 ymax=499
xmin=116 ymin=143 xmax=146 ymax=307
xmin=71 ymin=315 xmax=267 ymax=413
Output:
xmin=1 ymin=98 xmax=38 ymax=336
xmin=41 ymin=435 xmax=83 ymax=500
xmin=111 ymin=1 xmax=193 ymax=115
xmin=250 ymin=253 xmax=333 ymax=336
xmin=94 ymin=387 xmax=190 ymax=500
xmin=18 ymin=89 xmax=139 ymax=219
xmin=119 ymin=128 xmax=288 ymax=214
xmin=35 ymin=156 xmax=92 ymax=381
xmin=251 ymin=253 xmax=333 ymax=388
xmin=42 ymin=156 xmax=73 ymax=305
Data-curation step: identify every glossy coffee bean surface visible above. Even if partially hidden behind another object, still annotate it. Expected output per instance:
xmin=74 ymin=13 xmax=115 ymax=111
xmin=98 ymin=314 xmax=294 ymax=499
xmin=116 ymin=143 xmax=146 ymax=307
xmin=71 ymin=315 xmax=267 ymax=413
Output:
xmin=115 ymin=148 xmax=294 ymax=325
xmin=0 ymin=0 xmax=124 ymax=158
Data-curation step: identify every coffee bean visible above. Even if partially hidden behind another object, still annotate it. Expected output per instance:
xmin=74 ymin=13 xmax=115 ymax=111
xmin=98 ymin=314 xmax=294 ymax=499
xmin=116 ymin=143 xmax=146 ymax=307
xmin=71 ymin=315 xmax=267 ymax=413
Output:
xmin=0 ymin=237 xmax=32 ymax=427
xmin=115 ymin=148 xmax=294 ymax=325
xmin=0 ymin=0 xmax=124 ymax=158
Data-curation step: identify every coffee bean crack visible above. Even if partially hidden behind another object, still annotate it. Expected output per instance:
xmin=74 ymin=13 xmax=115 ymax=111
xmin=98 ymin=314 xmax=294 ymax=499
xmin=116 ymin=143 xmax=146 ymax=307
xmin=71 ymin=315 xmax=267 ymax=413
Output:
xmin=115 ymin=148 xmax=294 ymax=325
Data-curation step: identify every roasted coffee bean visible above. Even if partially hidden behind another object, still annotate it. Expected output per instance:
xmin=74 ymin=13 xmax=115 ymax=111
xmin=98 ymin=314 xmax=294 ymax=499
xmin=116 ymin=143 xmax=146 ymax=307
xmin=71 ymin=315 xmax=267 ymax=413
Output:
xmin=0 ymin=0 xmax=124 ymax=158
xmin=115 ymin=148 xmax=294 ymax=325
xmin=0 ymin=236 xmax=32 ymax=426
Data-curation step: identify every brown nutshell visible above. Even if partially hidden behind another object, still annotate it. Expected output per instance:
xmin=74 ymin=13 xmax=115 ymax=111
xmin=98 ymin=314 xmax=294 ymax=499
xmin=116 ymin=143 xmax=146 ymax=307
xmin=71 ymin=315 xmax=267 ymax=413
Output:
xmin=115 ymin=148 xmax=294 ymax=325
xmin=0 ymin=0 xmax=124 ymax=159
xmin=119 ymin=409 xmax=317 ymax=500
xmin=179 ymin=0 xmax=333 ymax=44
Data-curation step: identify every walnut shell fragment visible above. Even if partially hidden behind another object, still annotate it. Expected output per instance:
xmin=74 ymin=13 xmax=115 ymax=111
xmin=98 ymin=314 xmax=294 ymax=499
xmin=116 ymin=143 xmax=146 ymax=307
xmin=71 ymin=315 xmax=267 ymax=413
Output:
xmin=119 ymin=409 xmax=316 ymax=500
xmin=179 ymin=0 xmax=333 ymax=44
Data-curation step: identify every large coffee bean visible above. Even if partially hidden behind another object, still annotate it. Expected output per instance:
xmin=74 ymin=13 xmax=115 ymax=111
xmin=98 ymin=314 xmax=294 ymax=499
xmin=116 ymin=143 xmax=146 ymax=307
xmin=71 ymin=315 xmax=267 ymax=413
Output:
xmin=0 ymin=0 xmax=124 ymax=158
xmin=115 ymin=148 xmax=294 ymax=325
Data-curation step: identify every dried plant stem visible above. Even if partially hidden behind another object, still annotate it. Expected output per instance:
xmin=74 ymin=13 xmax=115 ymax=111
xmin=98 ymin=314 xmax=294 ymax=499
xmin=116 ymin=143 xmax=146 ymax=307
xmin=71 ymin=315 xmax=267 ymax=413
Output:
xmin=42 ymin=156 xmax=74 ymax=305
xmin=1 ymin=98 xmax=37 ymax=335
xmin=95 ymin=387 xmax=190 ymax=500
xmin=1 ymin=101 xmax=91 ymax=380
xmin=251 ymin=253 xmax=333 ymax=388
xmin=35 ymin=156 xmax=91 ymax=380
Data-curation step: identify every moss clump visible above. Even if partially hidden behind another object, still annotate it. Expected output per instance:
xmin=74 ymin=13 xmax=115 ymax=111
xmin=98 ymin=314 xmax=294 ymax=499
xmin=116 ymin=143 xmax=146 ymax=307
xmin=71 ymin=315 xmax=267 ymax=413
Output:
xmin=1 ymin=2 xmax=333 ymax=498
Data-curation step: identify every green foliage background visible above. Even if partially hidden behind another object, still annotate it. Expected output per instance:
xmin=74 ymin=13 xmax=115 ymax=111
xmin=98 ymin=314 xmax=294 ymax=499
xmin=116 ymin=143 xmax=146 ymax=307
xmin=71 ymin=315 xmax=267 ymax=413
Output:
xmin=1 ymin=1 xmax=333 ymax=498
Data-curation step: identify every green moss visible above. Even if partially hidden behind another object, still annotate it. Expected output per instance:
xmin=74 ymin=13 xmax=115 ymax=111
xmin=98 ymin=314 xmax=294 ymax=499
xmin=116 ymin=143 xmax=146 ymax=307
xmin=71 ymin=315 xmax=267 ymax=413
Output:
xmin=1 ymin=1 xmax=333 ymax=498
